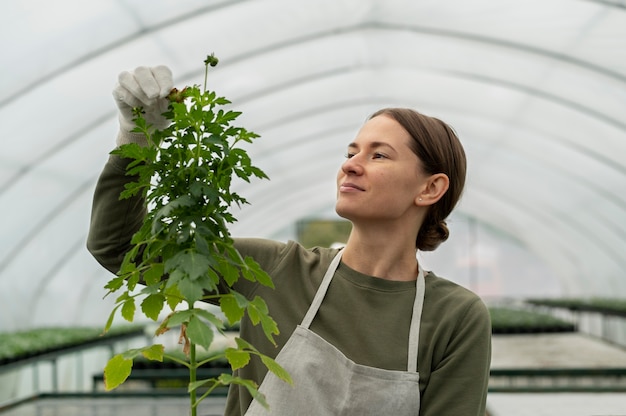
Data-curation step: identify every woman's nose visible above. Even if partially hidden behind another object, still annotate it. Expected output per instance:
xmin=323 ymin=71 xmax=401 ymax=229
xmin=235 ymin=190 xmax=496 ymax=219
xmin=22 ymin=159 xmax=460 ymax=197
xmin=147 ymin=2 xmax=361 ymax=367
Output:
xmin=341 ymin=154 xmax=363 ymax=175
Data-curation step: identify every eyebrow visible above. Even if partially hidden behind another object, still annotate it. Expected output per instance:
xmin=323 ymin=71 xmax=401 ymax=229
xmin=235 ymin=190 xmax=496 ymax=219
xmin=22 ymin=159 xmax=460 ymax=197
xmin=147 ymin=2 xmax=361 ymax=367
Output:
xmin=347 ymin=141 xmax=397 ymax=152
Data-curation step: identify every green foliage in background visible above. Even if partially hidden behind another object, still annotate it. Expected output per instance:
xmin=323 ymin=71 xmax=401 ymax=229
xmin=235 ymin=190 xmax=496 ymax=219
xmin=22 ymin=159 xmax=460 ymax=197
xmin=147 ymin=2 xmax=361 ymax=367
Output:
xmin=297 ymin=219 xmax=352 ymax=248
xmin=490 ymin=307 xmax=575 ymax=333
xmin=0 ymin=326 xmax=143 ymax=363
xmin=101 ymin=54 xmax=291 ymax=415
xmin=527 ymin=298 xmax=626 ymax=317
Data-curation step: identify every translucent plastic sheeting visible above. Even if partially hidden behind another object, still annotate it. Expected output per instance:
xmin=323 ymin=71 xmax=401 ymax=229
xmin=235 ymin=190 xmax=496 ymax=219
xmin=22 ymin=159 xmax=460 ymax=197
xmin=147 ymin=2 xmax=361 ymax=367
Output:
xmin=1 ymin=0 xmax=625 ymax=331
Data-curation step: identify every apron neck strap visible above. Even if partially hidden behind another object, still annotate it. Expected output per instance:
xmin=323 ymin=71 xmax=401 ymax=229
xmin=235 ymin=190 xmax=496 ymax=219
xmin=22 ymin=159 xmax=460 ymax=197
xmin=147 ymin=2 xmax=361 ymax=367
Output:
xmin=300 ymin=249 xmax=425 ymax=373
xmin=407 ymin=266 xmax=425 ymax=373
xmin=301 ymin=249 xmax=344 ymax=329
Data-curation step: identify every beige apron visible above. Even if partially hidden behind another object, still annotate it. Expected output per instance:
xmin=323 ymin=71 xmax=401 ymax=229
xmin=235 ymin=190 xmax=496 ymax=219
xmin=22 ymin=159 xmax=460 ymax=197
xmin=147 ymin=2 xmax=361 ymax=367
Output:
xmin=245 ymin=250 xmax=425 ymax=415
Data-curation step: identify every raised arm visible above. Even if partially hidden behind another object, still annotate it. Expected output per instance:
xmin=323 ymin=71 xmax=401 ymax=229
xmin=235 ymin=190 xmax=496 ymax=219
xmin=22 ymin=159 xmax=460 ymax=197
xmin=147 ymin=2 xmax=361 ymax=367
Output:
xmin=86 ymin=66 xmax=174 ymax=273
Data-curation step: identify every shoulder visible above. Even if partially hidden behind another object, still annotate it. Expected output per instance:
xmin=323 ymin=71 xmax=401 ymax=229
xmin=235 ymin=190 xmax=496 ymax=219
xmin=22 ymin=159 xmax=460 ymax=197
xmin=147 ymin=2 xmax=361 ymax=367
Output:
xmin=425 ymin=271 xmax=487 ymax=309
xmin=234 ymin=238 xmax=339 ymax=275
xmin=423 ymin=271 xmax=491 ymax=331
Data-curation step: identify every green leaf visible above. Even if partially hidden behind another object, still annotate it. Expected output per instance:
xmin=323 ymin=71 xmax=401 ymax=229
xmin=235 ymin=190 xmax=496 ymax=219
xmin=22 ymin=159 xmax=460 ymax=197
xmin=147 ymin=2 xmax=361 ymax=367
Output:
xmin=194 ymin=308 xmax=225 ymax=331
xmin=104 ymin=354 xmax=133 ymax=391
xmin=188 ymin=378 xmax=217 ymax=393
xmin=141 ymin=344 xmax=164 ymax=362
xmin=103 ymin=304 xmax=122 ymax=333
xmin=219 ymin=374 xmax=267 ymax=409
xmin=104 ymin=275 xmax=126 ymax=294
xmin=165 ymin=250 xmax=211 ymax=281
xmin=225 ymin=348 xmax=250 ymax=371
xmin=234 ymin=337 xmax=255 ymax=351
xmin=248 ymin=296 xmax=279 ymax=344
xmin=143 ymin=263 xmax=164 ymax=286
xmin=244 ymin=256 xmax=274 ymax=288
xmin=177 ymin=276 xmax=205 ymax=304
xmin=141 ymin=293 xmax=165 ymax=321
xmin=187 ymin=315 xmax=214 ymax=350
xmin=165 ymin=310 xmax=194 ymax=327
xmin=260 ymin=355 xmax=293 ymax=385
xmin=164 ymin=284 xmax=183 ymax=311
xmin=121 ymin=298 xmax=136 ymax=322
xmin=154 ymin=195 xmax=194 ymax=222
xmin=220 ymin=295 xmax=245 ymax=325
xmin=219 ymin=261 xmax=240 ymax=287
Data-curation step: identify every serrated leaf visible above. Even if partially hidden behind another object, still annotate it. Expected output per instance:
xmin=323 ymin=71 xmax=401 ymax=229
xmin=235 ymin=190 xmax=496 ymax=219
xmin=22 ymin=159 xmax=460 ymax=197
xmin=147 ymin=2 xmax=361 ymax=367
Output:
xmin=104 ymin=275 xmax=126 ymax=294
xmin=214 ymin=97 xmax=231 ymax=106
xmin=194 ymin=308 xmax=225 ymax=331
xmin=248 ymin=297 xmax=279 ymax=344
xmin=244 ymin=257 xmax=274 ymax=288
xmin=219 ymin=374 xmax=267 ymax=409
xmin=121 ymin=298 xmax=136 ymax=322
xmin=225 ymin=348 xmax=250 ymax=371
xmin=234 ymin=337 xmax=255 ymax=351
xmin=143 ymin=263 xmax=164 ymax=286
xmin=247 ymin=295 xmax=270 ymax=326
xmin=259 ymin=314 xmax=279 ymax=344
xmin=165 ymin=250 xmax=211 ymax=281
xmin=103 ymin=303 xmax=122 ymax=333
xmin=165 ymin=310 xmax=194 ymax=327
xmin=186 ymin=315 xmax=214 ymax=350
xmin=154 ymin=195 xmax=194 ymax=223
xmin=104 ymin=354 xmax=133 ymax=391
xmin=141 ymin=293 xmax=165 ymax=321
xmin=164 ymin=284 xmax=183 ymax=311
xmin=141 ymin=344 xmax=164 ymax=362
xmin=260 ymin=355 xmax=293 ymax=385
xmin=219 ymin=261 xmax=240 ymax=287
xmin=188 ymin=378 xmax=217 ymax=393
xmin=115 ymin=291 xmax=130 ymax=303
xmin=220 ymin=295 xmax=245 ymax=325
xmin=177 ymin=276 xmax=204 ymax=304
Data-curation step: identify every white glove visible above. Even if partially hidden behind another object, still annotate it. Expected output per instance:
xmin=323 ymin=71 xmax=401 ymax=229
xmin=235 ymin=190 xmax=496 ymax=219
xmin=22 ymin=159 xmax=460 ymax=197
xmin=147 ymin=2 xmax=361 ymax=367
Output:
xmin=112 ymin=65 xmax=174 ymax=147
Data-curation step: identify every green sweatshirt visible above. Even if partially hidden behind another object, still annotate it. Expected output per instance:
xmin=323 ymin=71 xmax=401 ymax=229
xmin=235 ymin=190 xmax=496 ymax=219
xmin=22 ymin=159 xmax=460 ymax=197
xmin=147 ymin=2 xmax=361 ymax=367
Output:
xmin=87 ymin=155 xmax=492 ymax=416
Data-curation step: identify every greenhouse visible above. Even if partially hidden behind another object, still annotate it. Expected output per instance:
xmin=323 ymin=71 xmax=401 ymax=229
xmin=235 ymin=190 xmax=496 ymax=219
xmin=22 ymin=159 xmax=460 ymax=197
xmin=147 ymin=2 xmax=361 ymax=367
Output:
xmin=1 ymin=0 xmax=625 ymax=415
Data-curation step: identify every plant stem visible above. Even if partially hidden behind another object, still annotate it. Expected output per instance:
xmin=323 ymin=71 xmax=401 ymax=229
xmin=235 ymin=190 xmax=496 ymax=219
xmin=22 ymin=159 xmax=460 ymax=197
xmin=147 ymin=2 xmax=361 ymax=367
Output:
xmin=190 ymin=341 xmax=197 ymax=416
xmin=189 ymin=304 xmax=197 ymax=416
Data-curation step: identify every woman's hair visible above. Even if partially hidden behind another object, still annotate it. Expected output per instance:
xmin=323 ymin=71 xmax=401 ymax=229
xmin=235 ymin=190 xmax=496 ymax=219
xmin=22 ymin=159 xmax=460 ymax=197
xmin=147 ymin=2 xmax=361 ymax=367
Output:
xmin=370 ymin=108 xmax=467 ymax=251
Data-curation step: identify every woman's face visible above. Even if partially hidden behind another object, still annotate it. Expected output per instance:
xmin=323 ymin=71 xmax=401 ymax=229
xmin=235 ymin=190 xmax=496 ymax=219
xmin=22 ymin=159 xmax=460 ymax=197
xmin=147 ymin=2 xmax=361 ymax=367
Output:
xmin=336 ymin=115 xmax=428 ymax=224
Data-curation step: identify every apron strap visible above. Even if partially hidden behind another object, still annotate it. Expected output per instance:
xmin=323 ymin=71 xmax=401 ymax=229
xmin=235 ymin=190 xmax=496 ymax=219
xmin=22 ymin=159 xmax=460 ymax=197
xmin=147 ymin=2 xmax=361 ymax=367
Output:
xmin=407 ymin=266 xmax=425 ymax=373
xmin=301 ymin=249 xmax=425 ymax=374
xmin=301 ymin=249 xmax=344 ymax=329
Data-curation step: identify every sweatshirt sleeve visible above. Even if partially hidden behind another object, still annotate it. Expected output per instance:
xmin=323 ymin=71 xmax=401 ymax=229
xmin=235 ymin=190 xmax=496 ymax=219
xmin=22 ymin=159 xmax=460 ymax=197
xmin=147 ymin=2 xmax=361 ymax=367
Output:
xmin=420 ymin=297 xmax=492 ymax=416
xmin=86 ymin=155 xmax=146 ymax=274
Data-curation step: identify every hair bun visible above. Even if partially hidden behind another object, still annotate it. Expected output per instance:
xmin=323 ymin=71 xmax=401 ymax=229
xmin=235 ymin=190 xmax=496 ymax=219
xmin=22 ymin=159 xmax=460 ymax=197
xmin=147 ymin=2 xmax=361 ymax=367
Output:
xmin=416 ymin=220 xmax=449 ymax=251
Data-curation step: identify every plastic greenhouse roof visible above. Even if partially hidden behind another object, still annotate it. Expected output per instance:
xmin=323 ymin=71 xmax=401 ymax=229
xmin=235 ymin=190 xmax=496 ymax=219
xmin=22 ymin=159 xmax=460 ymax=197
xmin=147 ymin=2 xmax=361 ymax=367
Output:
xmin=1 ymin=0 xmax=625 ymax=330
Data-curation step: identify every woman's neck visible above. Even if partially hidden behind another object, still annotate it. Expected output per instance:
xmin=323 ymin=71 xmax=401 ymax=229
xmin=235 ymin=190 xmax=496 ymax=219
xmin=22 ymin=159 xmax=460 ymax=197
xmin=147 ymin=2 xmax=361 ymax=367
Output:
xmin=341 ymin=226 xmax=419 ymax=281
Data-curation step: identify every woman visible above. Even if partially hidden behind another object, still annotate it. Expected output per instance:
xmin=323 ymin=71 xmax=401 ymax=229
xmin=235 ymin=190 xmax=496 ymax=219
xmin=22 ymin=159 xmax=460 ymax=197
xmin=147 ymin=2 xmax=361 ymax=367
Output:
xmin=88 ymin=66 xmax=491 ymax=415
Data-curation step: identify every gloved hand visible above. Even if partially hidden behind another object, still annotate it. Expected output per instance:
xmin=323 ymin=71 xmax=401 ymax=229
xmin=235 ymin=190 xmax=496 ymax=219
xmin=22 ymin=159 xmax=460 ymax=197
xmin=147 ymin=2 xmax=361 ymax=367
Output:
xmin=112 ymin=65 xmax=174 ymax=147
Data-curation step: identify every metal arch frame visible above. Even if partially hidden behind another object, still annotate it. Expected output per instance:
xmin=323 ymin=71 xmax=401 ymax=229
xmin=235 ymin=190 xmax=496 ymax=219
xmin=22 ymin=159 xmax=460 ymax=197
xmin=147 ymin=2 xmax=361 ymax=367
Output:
xmin=3 ymin=1 xmax=624 ymax=109
xmin=583 ymin=0 xmax=626 ymax=10
xmin=4 ymin=5 xmax=623 ymax=187
xmin=0 ymin=0 xmax=246 ymax=108
xmin=0 ymin=177 xmax=95 ymax=276
xmin=0 ymin=112 xmax=115 ymax=194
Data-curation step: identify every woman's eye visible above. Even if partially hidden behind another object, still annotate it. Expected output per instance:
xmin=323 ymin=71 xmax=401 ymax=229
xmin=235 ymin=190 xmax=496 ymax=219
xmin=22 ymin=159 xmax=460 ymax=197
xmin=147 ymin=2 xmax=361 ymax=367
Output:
xmin=373 ymin=152 xmax=387 ymax=159
xmin=345 ymin=152 xmax=355 ymax=159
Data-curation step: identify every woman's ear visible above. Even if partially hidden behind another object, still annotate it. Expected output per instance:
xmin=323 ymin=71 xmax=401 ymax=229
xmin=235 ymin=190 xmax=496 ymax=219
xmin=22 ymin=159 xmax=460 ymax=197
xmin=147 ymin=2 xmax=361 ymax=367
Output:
xmin=416 ymin=173 xmax=449 ymax=206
